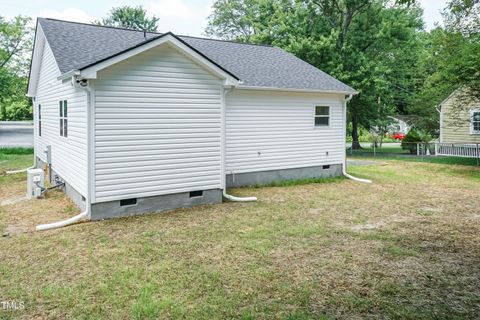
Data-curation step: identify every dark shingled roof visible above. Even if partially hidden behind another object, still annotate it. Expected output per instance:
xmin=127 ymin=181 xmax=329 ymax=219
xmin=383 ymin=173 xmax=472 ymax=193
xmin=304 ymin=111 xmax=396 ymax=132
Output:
xmin=38 ymin=18 xmax=356 ymax=93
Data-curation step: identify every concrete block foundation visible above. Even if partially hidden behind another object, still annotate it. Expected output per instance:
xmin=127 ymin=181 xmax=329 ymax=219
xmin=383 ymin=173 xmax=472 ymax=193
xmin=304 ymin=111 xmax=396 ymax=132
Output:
xmin=90 ymin=189 xmax=223 ymax=220
xmin=226 ymin=164 xmax=343 ymax=188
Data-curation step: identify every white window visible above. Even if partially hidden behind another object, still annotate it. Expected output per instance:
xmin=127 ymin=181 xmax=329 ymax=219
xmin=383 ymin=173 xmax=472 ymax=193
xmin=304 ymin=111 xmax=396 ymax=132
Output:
xmin=59 ymin=100 xmax=67 ymax=137
xmin=315 ymin=106 xmax=330 ymax=126
xmin=471 ymin=109 xmax=480 ymax=134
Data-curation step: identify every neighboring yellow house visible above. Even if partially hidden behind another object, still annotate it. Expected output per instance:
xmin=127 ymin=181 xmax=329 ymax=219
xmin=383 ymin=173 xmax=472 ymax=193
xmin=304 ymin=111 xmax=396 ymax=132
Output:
xmin=439 ymin=90 xmax=480 ymax=144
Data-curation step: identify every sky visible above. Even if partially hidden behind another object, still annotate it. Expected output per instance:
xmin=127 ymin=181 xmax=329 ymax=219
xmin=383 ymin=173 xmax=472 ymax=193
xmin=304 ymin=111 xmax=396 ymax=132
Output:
xmin=0 ymin=0 xmax=447 ymax=37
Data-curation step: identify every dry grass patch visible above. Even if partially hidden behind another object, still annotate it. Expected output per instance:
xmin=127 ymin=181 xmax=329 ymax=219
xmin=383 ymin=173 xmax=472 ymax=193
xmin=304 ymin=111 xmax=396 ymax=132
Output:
xmin=1 ymin=159 xmax=479 ymax=319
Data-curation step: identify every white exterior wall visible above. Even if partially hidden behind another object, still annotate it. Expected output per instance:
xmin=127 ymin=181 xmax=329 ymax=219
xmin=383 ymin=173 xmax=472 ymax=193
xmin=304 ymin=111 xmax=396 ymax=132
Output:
xmin=93 ymin=44 xmax=223 ymax=203
xmin=34 ymin=41 xmax=88 ymax=196
xmin=225 ymin=90 xmax=345 ymax=174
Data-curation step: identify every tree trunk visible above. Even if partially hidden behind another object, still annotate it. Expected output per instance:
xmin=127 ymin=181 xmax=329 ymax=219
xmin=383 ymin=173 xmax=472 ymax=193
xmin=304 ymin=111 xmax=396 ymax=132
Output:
xmin=351 ymin=114 xmax=362 ymax=149
xmin=0 ymin=105 xmax=5 ymax=121
xmin=379 ymin=127 xmax=384 ymax=148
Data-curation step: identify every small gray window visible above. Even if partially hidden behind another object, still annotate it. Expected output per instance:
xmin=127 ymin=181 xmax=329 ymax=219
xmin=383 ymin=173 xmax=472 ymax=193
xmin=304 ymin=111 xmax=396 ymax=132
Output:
xmin=59 ymin=100 xmax=67 ymax=137
xmin=472 ymin=110 xmax=480 ymax=134
xmin=315 ymin=106 xmax=329 ymax=126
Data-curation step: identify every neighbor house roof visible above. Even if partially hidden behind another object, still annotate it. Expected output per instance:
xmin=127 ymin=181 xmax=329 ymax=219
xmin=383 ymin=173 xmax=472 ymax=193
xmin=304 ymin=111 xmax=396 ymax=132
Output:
xmin=37 ymin=18 xmax=356 ymax=93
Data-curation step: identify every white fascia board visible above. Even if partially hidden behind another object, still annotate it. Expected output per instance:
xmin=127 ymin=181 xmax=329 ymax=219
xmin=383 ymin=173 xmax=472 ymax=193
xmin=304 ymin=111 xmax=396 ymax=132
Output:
xmin=236 ymin=85 xmax=358 ymax=95
xmin=57 ymin=69 xmax=80 ymax=81
xmin=27 ymin=24 xmax=47 ymax=97
xmin=78 ymin=34 xmax=239 ymax=85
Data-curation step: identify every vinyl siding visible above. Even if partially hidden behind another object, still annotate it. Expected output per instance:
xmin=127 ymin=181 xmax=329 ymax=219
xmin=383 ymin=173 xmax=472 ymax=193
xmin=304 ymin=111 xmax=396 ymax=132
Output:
xmin=441 ymin=93 xmax=480 ymax=144
xmin=226 ymin=90 xmax=345 ymax=173
xmin=93 ymin=44 xmax=223 ymax=203
xmin=34 ymin=40 xmax=88 ymax=196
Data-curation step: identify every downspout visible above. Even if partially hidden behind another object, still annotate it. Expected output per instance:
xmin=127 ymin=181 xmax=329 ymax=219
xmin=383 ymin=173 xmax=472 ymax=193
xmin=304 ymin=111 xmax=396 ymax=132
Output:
xmin=221 ymin=86 xmax=257 ymax=202
xmin=36 ymin=77 xmax=92 ymax=231
xmin=436 ymin=105 xmax=442 ymax=143
xmin=342 ymin=94 xmax=372 ymax=184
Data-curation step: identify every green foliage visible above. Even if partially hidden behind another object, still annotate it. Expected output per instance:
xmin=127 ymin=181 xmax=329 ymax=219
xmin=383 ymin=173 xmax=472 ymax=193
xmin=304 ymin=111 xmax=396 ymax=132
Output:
xmin=95 ymin=6 xmax=160 ymax=32
xmin=206 ymin=0 xmax=424 ymax=148
xmin=0 ymin=147 xmax=33 ymax=155
xmin=0 ymin=16 xmax=32 ymax=73
xmin=4 ymin=99 xmax=32 ymax=120
xmin=400 ymin=128 xmax=432 ymax=154
xmin=401 ymin=128 xmax=421 ymax=154
xmin=409 ymin=1 xmax=480 ymax=132
xmin=0 ymin=15 xmax=33 ymax=121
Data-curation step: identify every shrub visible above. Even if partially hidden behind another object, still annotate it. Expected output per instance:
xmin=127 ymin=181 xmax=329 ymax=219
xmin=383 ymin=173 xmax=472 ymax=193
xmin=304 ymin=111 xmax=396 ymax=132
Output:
xmin=401 ymin=129 xmax=434 ymax=154
xmin=401 ymin=129 xmax=422 ymax=154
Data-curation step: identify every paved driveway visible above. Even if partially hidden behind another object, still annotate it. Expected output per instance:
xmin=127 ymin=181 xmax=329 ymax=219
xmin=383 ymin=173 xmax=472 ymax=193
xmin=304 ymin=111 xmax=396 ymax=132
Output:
xmin=0 ymin=121 xmax=34 ymax=147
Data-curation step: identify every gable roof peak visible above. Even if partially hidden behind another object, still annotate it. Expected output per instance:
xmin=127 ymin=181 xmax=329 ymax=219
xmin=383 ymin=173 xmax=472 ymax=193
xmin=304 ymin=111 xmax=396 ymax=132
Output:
xmin=36 ymin=18 xmax=356 ymax=93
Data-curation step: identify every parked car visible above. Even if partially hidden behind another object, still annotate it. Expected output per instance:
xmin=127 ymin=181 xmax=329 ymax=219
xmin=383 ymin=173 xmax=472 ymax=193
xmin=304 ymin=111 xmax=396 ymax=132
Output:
xmin=390 ymin=132 xmax=406 ymax=140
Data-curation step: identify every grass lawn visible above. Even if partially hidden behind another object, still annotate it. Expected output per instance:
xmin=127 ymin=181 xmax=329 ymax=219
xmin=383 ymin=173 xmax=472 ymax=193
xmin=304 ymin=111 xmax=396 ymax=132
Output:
xmin=350 ymin=153 xmax=480 ymax=166
xmin=347 ymin=143 xmax=480 ymax=166
xmin=1 ymin=149 xmax=480 ymax=319
xmin=0 ymin=147 xmax=34 ymax=172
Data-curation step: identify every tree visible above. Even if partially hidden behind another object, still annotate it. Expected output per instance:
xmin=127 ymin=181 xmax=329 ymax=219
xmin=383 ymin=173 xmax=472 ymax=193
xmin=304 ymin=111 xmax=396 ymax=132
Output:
xmin=0 ymin=16 xmax=33 ymax=121
xmin=0 ymin=16 xmax=32 ymax=73
xmin=408 ymin=0 xmax=480 ymax=133
xmin=206 ymin=0 xmax=423 ymax=148
xmin=95 ymin=6 xmax=160 ymax=32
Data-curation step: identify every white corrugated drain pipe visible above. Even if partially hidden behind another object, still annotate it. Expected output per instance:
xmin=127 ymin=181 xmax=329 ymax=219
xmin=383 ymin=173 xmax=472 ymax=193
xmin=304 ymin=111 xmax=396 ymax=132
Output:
xmin=36 ymin=209 xmax=89 ymax=231
xmin=343 ymin=93 xmax=372 ymax=184
xmin=6 ymin=164 xmax=36 ymax=174
xmin=36 ymin=77 xmax=91 ymax=231
xmin=222 ymin=86 xmax=257 ymax=202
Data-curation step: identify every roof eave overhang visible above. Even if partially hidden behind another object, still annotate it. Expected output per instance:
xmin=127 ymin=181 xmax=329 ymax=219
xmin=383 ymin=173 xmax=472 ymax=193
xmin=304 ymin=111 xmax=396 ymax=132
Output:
xmin=57 ymin=69 xmax=80 ymax=81
xmin=71 ymin=32 xmax=239 ymax=86
xmin=236 ymin=85 xmax=358 ymax=95
xmin=26 ymin=21 xmax=46 ymax=97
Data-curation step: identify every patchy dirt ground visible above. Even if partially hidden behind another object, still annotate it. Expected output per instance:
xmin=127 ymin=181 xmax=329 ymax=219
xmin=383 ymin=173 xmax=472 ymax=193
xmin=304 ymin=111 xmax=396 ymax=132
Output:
xmin=1 ymin=160 xmax=479 ymax=319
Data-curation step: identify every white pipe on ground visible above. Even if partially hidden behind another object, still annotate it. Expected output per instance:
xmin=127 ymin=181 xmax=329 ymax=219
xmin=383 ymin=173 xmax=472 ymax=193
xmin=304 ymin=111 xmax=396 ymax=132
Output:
xmin=36 ymin=209 xmax=89 ymax=231
xmin=342 ymin=171 xmax=372 ymax=184
xmin=6 ymin=165 xmax=36 ymax=174
xmin=222 ymin=192 xmax=257 ymax=202
xmin=343 ymin=93 xmax=372 ymax=184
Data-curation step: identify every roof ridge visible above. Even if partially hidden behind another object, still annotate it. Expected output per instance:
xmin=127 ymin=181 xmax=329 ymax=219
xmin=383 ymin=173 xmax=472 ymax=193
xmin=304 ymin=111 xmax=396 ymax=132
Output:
xmin=179 ymin=35 xmax=274 ymax=48
xmin=39 ymin=17 xmax=274 ymax=48
xmin=40 ymin=17 xmax=161 ymax=34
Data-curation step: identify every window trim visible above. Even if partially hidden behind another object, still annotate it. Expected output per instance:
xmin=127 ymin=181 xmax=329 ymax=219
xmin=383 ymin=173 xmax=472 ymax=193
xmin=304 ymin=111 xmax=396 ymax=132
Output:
xmin=59 ymin=100 xmax=68 ymax=138
xmin=38 ymin=104 xmax=42 ymax=137
xmin=470 ymin=108 xmax=480 ymax=135
xmin=314 ymin=105 xmax=330 ymax=128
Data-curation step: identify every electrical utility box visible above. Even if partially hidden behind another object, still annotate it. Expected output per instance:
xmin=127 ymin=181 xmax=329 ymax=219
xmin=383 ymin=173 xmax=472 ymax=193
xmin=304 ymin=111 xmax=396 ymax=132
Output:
xmin=27 ymin=168 xmax=45 ymax=199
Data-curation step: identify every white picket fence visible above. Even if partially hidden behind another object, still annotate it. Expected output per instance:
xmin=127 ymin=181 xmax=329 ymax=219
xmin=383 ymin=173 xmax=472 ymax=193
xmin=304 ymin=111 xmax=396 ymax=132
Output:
xmin=435 ymin=143 xmax=480 ymax=158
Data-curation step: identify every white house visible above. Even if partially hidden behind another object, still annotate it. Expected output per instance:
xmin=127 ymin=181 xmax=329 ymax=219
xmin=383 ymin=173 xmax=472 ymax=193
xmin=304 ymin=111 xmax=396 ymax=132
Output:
xmin=28 ymin=18 xmax=358 ymax=222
